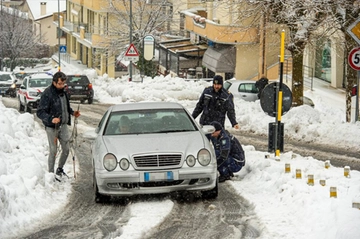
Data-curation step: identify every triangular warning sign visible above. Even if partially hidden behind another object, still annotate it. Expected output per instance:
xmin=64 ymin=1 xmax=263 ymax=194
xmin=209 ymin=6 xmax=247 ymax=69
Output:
xmin=125 ymin=43 xmax=139 ymax=57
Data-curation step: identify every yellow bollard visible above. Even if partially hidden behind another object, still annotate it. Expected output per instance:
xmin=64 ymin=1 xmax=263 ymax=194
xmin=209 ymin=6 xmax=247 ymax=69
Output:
xmin=319 ymin=179 xmax=326 ymax=186
xmin=330 ymin=187 xmax=337 ymax=198
xmin=344 ymin=166 xmax=350 ymax=177
xmin=325 ymin=160 xmax=330 ymax=169
xmin=296 ymin=169 xmax=302 ymax=179
xmin=285 ymin=163 xmax=291 ymax=173
xmin=352 ymin=202 xmax=360 ymax=210
xmin=307 ymin=174 xmax=314 ymax=186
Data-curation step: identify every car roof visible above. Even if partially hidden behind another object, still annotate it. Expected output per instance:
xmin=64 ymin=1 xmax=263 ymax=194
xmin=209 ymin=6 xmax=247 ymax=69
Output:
xmin=225 ymin=79 xmax=256 ymax=84
xmin=110 ymin=102 xmax=184 ymax=112
xmin=28 ymin=73 xmax=53 ymax=78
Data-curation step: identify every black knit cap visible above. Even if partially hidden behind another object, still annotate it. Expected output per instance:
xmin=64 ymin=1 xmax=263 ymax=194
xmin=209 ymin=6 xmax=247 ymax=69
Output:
xmin=213 ymin=75 xmax=223 ymax=85
xmin=210 ymin=121 xmax=222 ymax=131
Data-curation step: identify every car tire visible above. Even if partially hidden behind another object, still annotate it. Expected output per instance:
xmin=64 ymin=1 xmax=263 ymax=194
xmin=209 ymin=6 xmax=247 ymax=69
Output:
xmin=201 ymin=180 xmax=218 ymax=199
xmin=88 ymin=98 xmax=93 ymax=104
xmin=19 ymin=99 xmax=25 ymax=112
xmin=93 ymin=168 xmax=110 ymax=203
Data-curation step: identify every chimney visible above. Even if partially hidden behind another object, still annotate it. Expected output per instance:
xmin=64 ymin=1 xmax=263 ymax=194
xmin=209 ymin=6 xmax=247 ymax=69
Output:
xmin=40 ymin=2 xmax=46 ymax=16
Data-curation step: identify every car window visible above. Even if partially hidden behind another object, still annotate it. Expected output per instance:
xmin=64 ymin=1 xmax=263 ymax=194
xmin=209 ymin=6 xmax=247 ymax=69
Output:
xmin=238 ymin=83 xmax=259 ymax=93
xmin=67 ymin=76 xmax=89 ymax=84
xmin=0 ymin=74 xmax=12 ymax=81
xmin=104 ymin=109 xmax=197 ymax=135
xmin=223 ymin=81 xmax=232 ymax=91
xmin=29 ymin=78 xmax=52 ymax=87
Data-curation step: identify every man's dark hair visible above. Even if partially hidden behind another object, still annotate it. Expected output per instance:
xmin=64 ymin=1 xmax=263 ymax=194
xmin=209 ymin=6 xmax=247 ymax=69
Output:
xmin=53 ymin=71 xmax=67 ymax=83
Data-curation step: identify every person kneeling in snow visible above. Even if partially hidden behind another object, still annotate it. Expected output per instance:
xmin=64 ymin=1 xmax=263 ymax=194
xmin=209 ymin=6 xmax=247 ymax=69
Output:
xmin=209 ymin=121 xmax=246 ymax=183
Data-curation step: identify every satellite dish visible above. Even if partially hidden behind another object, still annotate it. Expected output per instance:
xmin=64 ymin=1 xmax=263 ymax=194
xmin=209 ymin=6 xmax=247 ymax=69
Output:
xmin=260 ymin=82 xmax=292 ymax=117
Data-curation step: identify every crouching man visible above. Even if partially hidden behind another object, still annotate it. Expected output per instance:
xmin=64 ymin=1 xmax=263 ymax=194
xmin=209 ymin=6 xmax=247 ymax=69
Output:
xmin=209 ymin=121 xmax=246 ymax=183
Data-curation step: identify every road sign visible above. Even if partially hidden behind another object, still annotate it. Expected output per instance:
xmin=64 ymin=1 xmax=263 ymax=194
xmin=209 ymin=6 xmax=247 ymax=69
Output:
xmin=143 ymin=35 xmax=155 ymax=61
xmin=124 ymin=44 xmax=139 ymax=61
xmin=59 ymin=45 xmax=67 ymax=53
xmin=348 ymin=47 xmax=360 ymax=71
xmin=260 ymin=82 xmax=292 ymax=117
xmin=347 ymin=18 xmax=360 ymax=45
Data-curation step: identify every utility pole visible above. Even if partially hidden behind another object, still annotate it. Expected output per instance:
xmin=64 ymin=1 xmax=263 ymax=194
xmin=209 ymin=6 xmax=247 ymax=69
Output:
xmin=0 ymin=0 xmax=3 ymax=71
xmin=58 ymin=0 xmax=61 ymax=71
xmin=129 ymin=0 xmax=132 ymax=81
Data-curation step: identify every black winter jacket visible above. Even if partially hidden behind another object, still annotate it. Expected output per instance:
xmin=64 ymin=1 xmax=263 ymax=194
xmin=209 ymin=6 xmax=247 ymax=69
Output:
xmin=192 ymin=86 xmax=237 ymax=127
xmin=37 ymin=84 xmax=74 ymax=128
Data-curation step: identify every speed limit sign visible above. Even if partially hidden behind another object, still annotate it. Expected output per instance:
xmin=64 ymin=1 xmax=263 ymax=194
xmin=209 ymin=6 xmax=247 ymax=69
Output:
xmin=348 ymin=47 xmax=360 ymax=71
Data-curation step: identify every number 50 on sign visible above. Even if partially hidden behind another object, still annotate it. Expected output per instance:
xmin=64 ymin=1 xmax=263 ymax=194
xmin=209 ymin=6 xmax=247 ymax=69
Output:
xmin=348 ymin=47 xmax=360 ymax=71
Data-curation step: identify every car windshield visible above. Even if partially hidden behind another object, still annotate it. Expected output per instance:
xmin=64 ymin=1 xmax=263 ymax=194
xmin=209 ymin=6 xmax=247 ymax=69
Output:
xmin=104 ymin=108 xmax=197 ymax=135
xmin=29 ymin=78 xmax=52 ymax=87
xmin=67 ymin=76 xmax=89 ymax=84
xmin=0 ymin=74 xmax=12 ymax=81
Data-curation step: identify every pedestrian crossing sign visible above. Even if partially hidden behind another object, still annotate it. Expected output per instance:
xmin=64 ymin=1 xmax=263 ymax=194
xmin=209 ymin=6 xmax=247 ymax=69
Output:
xmin=59 ymin=45 xmax=67 ymax=53
xmin=125 ymin=44 xmax=139 ymax=57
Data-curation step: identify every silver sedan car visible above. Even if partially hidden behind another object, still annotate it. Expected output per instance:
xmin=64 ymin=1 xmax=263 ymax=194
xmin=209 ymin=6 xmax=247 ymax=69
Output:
xmin=223 ymin=79 xmax=260 ymax=101
xmin=90 ymin=102 xmax=218 ymax=203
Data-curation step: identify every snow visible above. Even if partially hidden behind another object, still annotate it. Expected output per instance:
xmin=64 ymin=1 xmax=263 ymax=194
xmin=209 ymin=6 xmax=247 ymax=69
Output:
xmin=1 ymin=61 xmax=360 ymax=239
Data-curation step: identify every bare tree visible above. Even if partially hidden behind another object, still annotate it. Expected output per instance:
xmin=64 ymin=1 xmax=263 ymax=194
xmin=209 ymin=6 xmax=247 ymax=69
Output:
xmin=98 ymin=0 xmax=178 ymax=75
xmin=0 ymin=7 xmax=43 ymax=70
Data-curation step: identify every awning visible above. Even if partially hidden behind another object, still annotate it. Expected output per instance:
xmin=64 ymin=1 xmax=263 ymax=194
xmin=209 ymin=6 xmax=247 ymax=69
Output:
xmin=202 ymin=46 xmax=236 ymax=73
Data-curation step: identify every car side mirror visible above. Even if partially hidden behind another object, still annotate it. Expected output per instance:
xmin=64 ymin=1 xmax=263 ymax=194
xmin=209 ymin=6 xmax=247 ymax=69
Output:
xmin=202 ymin=125 xmax=215 ymax=135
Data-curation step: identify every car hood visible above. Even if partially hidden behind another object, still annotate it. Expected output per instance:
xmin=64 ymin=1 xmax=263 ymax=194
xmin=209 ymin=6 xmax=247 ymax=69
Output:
xmin=102 ymin=131 xmax=207 ymax=156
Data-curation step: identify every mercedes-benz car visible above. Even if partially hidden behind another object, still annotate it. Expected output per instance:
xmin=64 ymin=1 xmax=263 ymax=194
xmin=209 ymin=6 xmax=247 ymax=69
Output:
xmin=87 ymin=102 xmax=218 ymax=203
xmin=18 ymin=73 xmax=52 ymax=113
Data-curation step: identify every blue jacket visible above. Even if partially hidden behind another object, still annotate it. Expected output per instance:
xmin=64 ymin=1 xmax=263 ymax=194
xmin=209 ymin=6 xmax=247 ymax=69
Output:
xmin=37 ymin=84 xmax=74 ymax=128
xmin=210 ymin=129 xmax=245 ymax=165
xmin=192 ymin=86 xmax=237 ymax=127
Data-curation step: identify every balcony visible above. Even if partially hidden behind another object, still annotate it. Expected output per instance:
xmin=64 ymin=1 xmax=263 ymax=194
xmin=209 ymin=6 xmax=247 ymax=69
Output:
xmin=182 ymin=11 xmax=259 ymax=45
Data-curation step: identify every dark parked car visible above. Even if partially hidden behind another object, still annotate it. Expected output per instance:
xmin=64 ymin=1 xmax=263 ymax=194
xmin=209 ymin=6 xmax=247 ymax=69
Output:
xmin=65 ymin=74 xmax=94 ymax=104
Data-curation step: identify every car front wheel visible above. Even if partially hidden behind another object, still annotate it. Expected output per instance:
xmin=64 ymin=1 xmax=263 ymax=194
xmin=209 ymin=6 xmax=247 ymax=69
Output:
xmin=93 ymin=168 xmax=110 ymax=203
xmin=19 ymin=98 xmax=25 ymax=112
xmin=201 ymin=180 xmax=218 ymax=199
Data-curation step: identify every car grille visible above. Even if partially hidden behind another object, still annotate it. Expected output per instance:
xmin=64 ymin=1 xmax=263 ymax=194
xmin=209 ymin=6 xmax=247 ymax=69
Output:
xmin=133 ymin=154 xmax=182 ymax=168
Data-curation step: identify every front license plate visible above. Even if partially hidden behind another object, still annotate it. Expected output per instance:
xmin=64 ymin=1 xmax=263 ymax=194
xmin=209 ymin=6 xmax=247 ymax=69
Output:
xmin=144 ymin=171 xmax=173 ymax=182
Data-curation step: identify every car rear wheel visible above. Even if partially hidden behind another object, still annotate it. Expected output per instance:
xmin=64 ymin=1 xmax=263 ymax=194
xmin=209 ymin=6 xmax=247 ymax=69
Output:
xmin=19 ymin=98 xmax=25 ymax=112
xmin=201 ymin=181 xmax=218 ymax=199
xmin=88 ymin=98 xmax=93 ymax=104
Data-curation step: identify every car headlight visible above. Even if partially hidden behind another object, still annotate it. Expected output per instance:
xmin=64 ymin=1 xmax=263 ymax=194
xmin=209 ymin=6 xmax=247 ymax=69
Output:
xmin=103 ymin=153 xmax=117 ymax=171
xmin=197 ymin=149 xmax=211 ymax=166
xmin=186 ymin=155 xmax=196 ymax=167
xmin=10 ymin=83 xmax=16 ymax=89
xmin=119 ymin=158 xmax=130 ymax=170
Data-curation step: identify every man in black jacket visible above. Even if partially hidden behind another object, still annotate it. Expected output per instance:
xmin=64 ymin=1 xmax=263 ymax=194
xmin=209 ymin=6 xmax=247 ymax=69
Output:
xmin=209 ymin=121 xmax=245 ymax=182
xmin=37 ymin=71 xmax=80 ymax=179
xmin=192 ymin=75 xmax=239 ymax=129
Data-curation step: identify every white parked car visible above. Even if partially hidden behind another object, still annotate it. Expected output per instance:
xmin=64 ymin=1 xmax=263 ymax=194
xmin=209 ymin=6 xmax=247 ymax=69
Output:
xmin=18 ymin=73 xmax=53 ymax=113
xmin=223 ymin=79 xmax=260 ymax=102
xmin=88 ymin=102 xmax=218 ymax=203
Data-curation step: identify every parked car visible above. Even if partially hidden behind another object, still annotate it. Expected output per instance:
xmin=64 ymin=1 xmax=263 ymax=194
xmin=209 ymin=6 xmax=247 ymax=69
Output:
xmin=223 ymin=79 xmax=315 ymax=107
xmin=223 ymin=79 xmax=260 ymax=102
xmin=18 ymin=73 xmax=53 ymax=113
xmin=65 ymin=74 xmax=94 ymax=104
xmin=0 ymin=71 xmax=17 ymax=97
xmin=88 ymin=102 xmax=218 ymax=203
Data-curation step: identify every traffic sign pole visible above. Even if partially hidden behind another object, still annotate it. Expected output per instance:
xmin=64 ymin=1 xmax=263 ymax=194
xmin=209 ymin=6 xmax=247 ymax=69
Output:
xmin=348 ymin=47 xmax=360 ymax=122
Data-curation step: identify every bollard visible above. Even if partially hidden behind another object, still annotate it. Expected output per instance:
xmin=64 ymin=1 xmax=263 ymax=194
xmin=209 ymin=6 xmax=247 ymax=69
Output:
xmin=319 ymin=179 xmax=326 ymax=186
xmin=330 ymin=187 xmax=337 ymax=198
xmin=296 ymin=169 xmax=302 ymax=179
xmin=265 ymin=154 xmax=270 ymax=159
xmin=285 ymin=163 xmax=291 ymax=173
xmin=307 ymin=174 xmax=314 ymax=186
xmin=325 ymin=160 xmax=330 ymax=169
xmin=344 ymin=166 xmax=350 ymax=177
